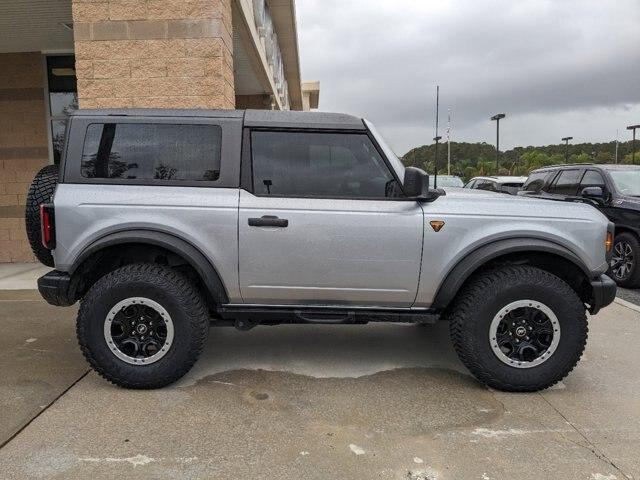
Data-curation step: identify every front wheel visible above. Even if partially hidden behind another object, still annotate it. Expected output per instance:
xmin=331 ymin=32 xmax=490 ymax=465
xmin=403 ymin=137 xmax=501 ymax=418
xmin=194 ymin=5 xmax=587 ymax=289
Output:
xmin=608 ymin=232 xmax=640 ymax=288
xmin=448 ymin=265 xmax=588 ymax=392
xmin=77 ymin=263 xmax=209 ymax=389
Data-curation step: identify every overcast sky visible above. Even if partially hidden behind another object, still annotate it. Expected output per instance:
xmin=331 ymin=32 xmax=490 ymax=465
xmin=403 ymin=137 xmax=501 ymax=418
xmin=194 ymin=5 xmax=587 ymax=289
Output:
xmin=296 ymin=0 xmax=640 ymax=155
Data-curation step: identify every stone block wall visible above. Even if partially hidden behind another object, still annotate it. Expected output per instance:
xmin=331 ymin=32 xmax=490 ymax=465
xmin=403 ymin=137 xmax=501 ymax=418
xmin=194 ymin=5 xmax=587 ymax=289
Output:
xmin=0 ymin=52 xmax=48 ymax=262
xmin=0 ymin=53 xmax=49 ymax=208
xmin=72 ymin=0 xmax=235 ymax=109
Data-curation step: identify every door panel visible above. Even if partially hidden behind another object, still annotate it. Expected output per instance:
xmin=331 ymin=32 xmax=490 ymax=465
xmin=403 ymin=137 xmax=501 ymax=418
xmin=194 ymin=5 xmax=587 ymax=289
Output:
xmin=238 ymin=190 xmax=424 ymax=306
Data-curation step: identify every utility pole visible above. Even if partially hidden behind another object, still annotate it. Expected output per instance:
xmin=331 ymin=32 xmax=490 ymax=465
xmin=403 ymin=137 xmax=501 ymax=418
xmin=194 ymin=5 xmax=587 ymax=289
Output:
xmin=434 ymin=135 xmax=442 ymax=186
xmin=615 ymin=129 xmax=619 ymax=164
xmin=447 ymin=109 xmax=452 ymax=175
xmin=562 ymin=136 xmax=573 ymax=164
xmin=628 ymin=124 xmax=640 ymax=163
xmin=434 ymin=86 xmax=440 ymax=188
xmin=491 ymin=113 xmax=506 ymax=172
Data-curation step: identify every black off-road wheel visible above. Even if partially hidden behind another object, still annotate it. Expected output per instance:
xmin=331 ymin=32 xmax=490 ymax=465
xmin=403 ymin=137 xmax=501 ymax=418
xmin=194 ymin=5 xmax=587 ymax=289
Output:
xmin=447 ymin=265 xmax=588 ymax=392
xmin=25 ymin=164 xmax=59 ymax=267
xmin=608 ymin=232 xmax=640 ymax=288
xmin=77 ymin=263 xmax=209 ymax=389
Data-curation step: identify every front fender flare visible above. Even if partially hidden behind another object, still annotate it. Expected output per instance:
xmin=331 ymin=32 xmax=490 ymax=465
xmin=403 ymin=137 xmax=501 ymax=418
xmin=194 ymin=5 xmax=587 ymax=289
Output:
xmin=430 ymin=237 xmax=592 ymax=310
xmin=70 ymin=229 xmax=229 ymax=304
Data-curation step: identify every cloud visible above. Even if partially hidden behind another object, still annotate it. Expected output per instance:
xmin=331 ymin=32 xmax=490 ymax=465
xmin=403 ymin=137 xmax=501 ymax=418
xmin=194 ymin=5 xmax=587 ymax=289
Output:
xmin=296 ymin=0 xmax=640 ymax=154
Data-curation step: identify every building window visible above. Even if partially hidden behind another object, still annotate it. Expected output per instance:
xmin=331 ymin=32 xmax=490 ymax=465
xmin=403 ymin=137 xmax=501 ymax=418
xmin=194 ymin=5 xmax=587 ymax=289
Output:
xmin=46 ymin=55 xmax=77 ymax=164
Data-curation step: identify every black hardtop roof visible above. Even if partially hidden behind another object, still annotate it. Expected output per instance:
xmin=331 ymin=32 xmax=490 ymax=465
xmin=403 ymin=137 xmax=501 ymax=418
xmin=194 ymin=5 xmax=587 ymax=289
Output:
xmin=71 ymin=108 xmax=366 ymax=130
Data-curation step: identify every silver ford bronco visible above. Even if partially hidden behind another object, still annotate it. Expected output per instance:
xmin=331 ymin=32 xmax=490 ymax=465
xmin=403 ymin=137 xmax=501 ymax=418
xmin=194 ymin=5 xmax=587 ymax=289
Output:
xmin=27 ymin=109 xmax=617 ymax=391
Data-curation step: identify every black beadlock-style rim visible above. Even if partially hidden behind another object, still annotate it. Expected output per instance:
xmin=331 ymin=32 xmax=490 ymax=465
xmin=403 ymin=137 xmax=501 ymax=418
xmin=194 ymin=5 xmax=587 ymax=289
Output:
xmin=489 ymin=300 xmax=561 ymax=368
xmin=611 ymin=241 xmax=635 ymax=281
xmin=103 ymin=297 xmax=174 ymax=365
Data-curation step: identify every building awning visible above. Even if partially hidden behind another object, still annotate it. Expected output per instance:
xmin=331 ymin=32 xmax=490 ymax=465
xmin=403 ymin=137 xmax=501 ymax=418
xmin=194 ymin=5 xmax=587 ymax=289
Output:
xmin=0 ymin=0 xmax=73 ymax=53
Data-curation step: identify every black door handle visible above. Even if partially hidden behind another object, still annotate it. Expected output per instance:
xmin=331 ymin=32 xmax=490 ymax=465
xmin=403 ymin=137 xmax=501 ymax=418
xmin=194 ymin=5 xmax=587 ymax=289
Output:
xmin=248 ymin=215 xmax=289 ymax=227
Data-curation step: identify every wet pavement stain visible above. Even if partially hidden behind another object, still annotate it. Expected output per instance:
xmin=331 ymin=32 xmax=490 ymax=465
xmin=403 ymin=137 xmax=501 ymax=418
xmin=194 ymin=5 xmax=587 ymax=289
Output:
xmin=192 ymin=367 xmax=503 ymax=435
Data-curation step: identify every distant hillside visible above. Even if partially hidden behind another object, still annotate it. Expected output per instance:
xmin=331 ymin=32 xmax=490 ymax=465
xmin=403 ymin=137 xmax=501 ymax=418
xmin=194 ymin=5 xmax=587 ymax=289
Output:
xmin=402 ymin=140 xmax=638 ymax=181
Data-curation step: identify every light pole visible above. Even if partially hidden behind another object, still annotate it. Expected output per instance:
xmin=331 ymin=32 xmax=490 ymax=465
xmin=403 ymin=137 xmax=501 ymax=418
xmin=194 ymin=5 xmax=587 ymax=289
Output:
xmin=628 ymin=124 xmax=640 ymax=163
xmin=433 ymin=135 xmax=442 ymax=189
xmin=491 ymin=113 xmax=506 ymax=171
xmin=562 ymin=136 xmax=573 ymax=164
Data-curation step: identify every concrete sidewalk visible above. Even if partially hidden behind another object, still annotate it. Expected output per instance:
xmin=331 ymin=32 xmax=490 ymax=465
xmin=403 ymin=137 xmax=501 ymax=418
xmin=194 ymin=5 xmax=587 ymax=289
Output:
xmin=0 ymin=289 xmax=638 ymax=480
xmin=0 ymin=263 xmax=49 ymax=290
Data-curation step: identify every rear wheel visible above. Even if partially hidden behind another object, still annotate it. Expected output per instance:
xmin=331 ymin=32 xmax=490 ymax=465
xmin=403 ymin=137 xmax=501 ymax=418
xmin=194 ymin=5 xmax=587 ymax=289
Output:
xmin=77 ymin=263 xmax=209 ymax=389
xmin=609 ymin=232 xmax=640 ymax=288
xmin=25 ymin=165 xmax=58 ymax=267
xmin=448 ymin=265 xmax=587 ymax=392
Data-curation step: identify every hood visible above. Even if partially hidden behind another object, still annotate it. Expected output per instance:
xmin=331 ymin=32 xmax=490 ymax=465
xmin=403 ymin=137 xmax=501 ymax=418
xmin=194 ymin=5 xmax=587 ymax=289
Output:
xmin=614 ymin=195 xmax=640 ymax=211
xmin=438 ymin=186 xmax=608 ymax=223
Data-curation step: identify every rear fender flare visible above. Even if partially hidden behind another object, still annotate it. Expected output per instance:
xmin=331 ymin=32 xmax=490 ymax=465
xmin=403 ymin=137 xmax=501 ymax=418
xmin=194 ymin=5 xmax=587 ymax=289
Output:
xmin=70 ymin=229 xmax=229 ymax=304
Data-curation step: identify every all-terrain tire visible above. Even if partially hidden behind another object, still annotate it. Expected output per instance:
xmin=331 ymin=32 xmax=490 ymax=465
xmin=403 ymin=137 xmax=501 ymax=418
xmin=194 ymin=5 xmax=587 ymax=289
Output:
xmin=608 ymin=232 xmax=640 ymax=289
xmin=447 ymin=265 xmax=588 ymax=392
xmin=25 ymin=164 xmax=59 ymax=267
xmin=77 ymin=263 xmax=209 ymax=389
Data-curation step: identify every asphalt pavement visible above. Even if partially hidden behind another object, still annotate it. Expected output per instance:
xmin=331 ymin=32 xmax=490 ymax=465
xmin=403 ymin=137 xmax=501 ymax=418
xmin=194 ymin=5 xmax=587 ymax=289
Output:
xmin=617 ymin=287 xmax=640 ymax=308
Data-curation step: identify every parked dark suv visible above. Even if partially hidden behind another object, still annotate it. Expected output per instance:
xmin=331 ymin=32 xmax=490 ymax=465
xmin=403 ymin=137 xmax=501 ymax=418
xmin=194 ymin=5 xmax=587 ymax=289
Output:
xmin=520 ymin=164 xmax=640 ymax=288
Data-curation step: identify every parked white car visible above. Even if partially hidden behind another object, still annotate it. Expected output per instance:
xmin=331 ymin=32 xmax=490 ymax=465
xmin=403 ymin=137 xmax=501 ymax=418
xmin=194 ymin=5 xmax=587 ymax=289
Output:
xmin=465 ymin=176 xmax=528 ymax=195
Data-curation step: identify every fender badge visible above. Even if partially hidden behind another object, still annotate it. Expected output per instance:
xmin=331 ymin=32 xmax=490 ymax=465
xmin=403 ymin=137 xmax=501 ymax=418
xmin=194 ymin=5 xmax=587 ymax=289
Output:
xmin=430 ymin=220 xmax=445 ymax=232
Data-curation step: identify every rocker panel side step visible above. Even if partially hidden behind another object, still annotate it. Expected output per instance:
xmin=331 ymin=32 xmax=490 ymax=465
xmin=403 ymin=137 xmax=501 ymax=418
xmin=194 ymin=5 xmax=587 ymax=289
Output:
xmin=215 ymin=305 xmax=439 ymax=329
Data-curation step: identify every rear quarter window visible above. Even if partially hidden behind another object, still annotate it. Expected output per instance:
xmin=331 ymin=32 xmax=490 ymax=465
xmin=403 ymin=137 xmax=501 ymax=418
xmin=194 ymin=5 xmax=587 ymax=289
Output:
xmin=81 ymin=123 xmax=222 ymax=181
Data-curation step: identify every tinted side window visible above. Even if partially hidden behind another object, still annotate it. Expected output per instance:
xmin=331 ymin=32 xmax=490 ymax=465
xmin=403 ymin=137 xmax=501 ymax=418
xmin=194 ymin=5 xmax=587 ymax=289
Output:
xmin=580 ymin=170 xmax=605 ymax=188
xmin=476 ymin=180 xmax=496 ymax=191
xmin=251 ymin=131 xmax=401 ymax=198
xmin=548 ymin=169 xmax=581 ymax=195
xmin=81 ymin=123 xmax=221 ymax=181
xmin=465 ymin=180 xmax=476 ymax=188
xmin=523 ymin=171 xmax=550 ymax=192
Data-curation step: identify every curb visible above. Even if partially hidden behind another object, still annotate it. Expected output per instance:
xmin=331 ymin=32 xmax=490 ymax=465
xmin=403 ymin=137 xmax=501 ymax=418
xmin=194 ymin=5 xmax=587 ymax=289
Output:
xmin=614 ymin=297 xmax=640 ymax=314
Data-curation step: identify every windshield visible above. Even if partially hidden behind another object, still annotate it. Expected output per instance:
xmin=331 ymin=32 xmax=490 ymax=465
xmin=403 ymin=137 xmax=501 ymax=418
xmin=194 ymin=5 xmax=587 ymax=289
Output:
xmin=363 ymin=120 xmax=405 ymax=179
xmin=609 ymin=170 xmax=640 ymax=196
xmin=430 ymin=176 xmax=464 ymax=188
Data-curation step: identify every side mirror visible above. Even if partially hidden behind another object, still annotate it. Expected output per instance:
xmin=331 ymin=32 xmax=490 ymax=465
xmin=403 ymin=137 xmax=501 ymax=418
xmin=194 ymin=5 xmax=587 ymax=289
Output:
xmin=403 ymin=167 xmax=428 ymax=198
xmin=403 ymin=167 xmax=443 ymax=201
xmin=581 ymin=186 xmax=604 ymax=200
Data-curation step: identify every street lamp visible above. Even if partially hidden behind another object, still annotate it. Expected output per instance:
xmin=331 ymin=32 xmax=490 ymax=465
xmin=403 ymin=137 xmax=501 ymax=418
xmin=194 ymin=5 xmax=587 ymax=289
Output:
xmin=628 ymin=124 xmax=640 ymax=163
xmin=433 ymin=135 xmax=442 ymax=189
xmin=561 ymin=136 xmax=573 ymax=164
xmin=491 ymin=113 xmax=506 ymax=171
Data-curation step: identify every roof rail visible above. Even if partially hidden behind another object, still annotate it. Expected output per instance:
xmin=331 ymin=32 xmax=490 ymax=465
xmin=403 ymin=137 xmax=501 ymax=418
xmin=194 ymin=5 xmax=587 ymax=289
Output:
xmin=538 ymin=163 xmax=595 ymax=169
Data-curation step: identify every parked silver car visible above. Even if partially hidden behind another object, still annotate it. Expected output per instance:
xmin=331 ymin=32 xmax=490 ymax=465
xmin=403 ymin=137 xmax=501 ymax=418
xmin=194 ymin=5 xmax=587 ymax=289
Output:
xmin=27 ymin=109 xmax=616 ymax=392
xmin=429 ymin=175 xmax=464 ymax=188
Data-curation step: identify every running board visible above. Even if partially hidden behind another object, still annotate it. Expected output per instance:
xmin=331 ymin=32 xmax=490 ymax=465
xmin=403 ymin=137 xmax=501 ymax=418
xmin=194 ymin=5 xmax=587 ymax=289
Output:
xmin=215 ymin=305 xmax=440 ymax=330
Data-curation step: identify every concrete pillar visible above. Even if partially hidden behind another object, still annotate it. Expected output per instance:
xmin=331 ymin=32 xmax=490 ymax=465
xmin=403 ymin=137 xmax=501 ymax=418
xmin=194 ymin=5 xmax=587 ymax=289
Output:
xmin=72 ymin=0 xmax=235 ymax=109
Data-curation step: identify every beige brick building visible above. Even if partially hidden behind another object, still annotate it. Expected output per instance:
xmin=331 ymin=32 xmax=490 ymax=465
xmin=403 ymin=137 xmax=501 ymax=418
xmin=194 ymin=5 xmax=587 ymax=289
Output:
xmin=0 ymin=0 xmax=319 ymax=263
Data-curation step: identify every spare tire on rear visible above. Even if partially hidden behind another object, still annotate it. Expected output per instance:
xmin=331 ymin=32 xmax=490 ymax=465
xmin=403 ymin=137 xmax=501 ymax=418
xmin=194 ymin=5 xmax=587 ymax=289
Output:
xmin=25 ymin=164 xmax=59 ymax=267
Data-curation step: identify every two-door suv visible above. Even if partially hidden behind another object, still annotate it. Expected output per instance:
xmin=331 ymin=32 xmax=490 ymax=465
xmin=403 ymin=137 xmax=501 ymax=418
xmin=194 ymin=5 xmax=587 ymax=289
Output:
xmin=519 ymin=164 xmax=640 ymax=288
xmin=27 ymin=109 xmax=616 ymax=391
